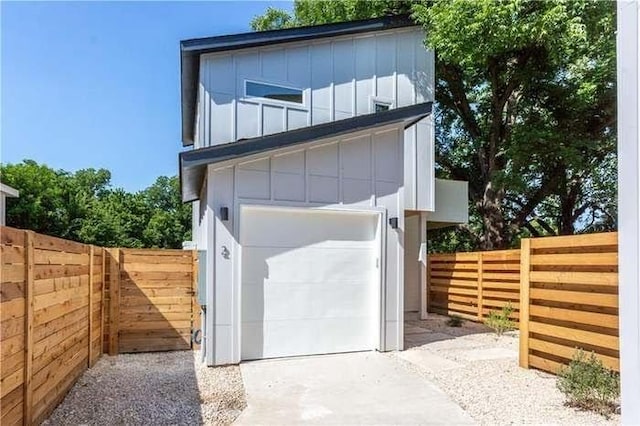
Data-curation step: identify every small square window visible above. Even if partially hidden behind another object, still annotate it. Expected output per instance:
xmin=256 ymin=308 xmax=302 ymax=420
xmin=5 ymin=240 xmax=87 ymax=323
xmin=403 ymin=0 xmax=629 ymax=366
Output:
xmin=374 ymin=102 xmax=390 ymax=113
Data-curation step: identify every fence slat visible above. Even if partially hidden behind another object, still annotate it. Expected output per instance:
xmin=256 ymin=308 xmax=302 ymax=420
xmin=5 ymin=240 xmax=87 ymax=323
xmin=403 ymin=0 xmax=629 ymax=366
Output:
xmin=477 ymin=253 xmax=483 ymax=322
xmin=519 ymin=239 xmax=531 ymax=368
xmin=23 ymin=230 xmax=34 ymax=426
xmin=108 ymin=248 xmax=120 ymax=356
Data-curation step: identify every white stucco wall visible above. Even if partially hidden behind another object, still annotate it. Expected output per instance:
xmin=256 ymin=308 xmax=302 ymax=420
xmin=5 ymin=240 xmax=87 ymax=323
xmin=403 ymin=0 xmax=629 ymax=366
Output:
xmin=617 ymin=1 xmax=640 ymax=423
xmin=203 ymin=124 xmax=406 ymax=365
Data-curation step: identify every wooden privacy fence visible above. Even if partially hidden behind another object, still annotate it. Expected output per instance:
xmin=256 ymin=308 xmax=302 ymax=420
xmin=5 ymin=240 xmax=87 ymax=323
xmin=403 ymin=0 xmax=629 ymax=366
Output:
xmin=427 ymin=231 xmax=620 ymax=376
xmin=1 ymin=228 xmax=104 ymax=425
xmin=519 ymin=232 xmax=619 ymax=374
xmin=427 ymin=249 xmax=521 ymax=322
xmin=1 ymin=227 xmax=200 ymax=425
xmin=103 ymin=248 xmax=199 ymax=354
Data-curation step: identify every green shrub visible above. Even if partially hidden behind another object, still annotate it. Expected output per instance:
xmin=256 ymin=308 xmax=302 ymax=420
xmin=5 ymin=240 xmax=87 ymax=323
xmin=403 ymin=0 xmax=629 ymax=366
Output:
xmin=484 ymin=302 xmax=516 ymax=336
xmin=557 ymin=350 xmax=620 ymax=416
xmin=446 ymin=315 xmax=464 ymax=327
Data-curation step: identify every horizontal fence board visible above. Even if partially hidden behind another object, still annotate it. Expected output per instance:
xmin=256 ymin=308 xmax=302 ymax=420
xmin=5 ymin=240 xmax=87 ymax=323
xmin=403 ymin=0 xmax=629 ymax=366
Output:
xmin=529 ymin=305 xmax=618 ymax=329
xmin=429 ymin=253 xmax=478 ymax=262
xmin=32 ymin=233 xmax=88 ymax=254
xmin=529 ymin=232 xmax=617 ymax=249
xmin=34 ymin=250 xmax=90 ymax=266
xmin=529 ymin=271 xmax=618 ymax=286
xmin=529 ymin=288 xmax=618 ymax=308
xmin=428 ymin=249 xmax=521 ymax=324
xmin=120 ymin=254 xmax=193 ymax=264
xmin=528 ymin=337 xmax=619 ymax=371
xmin=530 ymin=252 xmax=618 ymax=266
xmin=528 ymin=354 xmax=564 ymax=375
xmin=528 ymin=321 xmax=618 ymax=352
xmin=1 ymin=245 xmax=25 ymax=264
xmin=0 ymin=227 xmax=25 ymax=246
xmin=2 ymin=264 xmax=25 ymax=283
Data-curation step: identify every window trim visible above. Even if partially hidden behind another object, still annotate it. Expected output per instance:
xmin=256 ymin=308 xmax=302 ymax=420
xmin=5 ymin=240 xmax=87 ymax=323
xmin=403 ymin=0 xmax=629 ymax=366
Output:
xmin=244 ymin=79 xmax=306 ymax=107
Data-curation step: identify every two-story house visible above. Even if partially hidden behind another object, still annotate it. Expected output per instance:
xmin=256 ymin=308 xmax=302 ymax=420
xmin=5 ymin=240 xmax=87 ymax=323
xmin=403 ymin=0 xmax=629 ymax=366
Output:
xmin=178 ymin=15 xmax=468 ymax=366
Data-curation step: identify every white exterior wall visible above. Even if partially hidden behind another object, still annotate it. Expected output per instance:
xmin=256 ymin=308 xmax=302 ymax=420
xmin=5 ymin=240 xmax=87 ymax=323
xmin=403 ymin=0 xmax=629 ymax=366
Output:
xmin=617 ymin=1 xmax=640 ymax=423
xmin=194 ymin=27 xmax=435 ymax=211
xmin=204 ymin=124 xmax=405 ymax=365
xmin=195 ymin=27 xmax=432 ymax=148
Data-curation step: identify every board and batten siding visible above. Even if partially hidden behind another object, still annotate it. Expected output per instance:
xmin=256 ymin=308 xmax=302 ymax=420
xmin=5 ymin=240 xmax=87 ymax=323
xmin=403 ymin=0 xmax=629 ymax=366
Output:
xmin=199 ymin=124 xmax=406 ymax=365
xmin=195 ymin=27 xmax=432 ymax=147
xmin=194 ymin=27 xmax=434 ymax=211
xmin=617 ymin=1 xmax=640 ymax=423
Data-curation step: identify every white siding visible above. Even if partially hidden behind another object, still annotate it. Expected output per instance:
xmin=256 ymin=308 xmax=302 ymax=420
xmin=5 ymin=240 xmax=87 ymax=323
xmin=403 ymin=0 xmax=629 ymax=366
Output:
xmin=195 ymin=27 xmax=432 ymax=148
xmin=205 ymin=124 xmax=405 ymax=365
xmin=617 ymin=1 xmax=640 ymax=423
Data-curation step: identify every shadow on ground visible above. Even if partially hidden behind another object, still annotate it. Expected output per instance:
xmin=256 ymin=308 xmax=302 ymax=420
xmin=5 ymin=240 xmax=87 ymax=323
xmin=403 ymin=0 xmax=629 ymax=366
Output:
xmin=404 ymin=312 xmax=494 ymax=349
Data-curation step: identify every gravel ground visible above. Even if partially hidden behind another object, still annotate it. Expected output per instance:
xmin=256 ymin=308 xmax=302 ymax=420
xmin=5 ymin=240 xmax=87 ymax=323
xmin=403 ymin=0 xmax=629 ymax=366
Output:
xmin=397 ymin=314 xmax=620 ymax=425
xmin=43 ymin=351 xmax=246 ymax=425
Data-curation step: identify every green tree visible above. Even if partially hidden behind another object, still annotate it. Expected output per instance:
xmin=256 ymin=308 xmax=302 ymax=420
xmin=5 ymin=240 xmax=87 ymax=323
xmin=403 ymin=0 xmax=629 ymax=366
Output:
xmin=140 ymin=176 xmax=191 ymax=248
xmin=250 ymin=0 xmax=409 ymax=30
xmin=415 ymin=0 xmax=616 ymax=248
xmin=1 ymin=160 xmax=191 ymax=249
xmin=251 ymin=0 xmax=617 ymax=250
xmin=0 ymin=160 xmax=111 ymax=240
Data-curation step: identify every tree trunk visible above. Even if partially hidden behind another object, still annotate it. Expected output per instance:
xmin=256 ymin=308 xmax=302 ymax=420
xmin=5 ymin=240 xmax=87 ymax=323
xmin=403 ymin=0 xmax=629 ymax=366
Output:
xmin=477 ymin=182 xmax=510 ymax=249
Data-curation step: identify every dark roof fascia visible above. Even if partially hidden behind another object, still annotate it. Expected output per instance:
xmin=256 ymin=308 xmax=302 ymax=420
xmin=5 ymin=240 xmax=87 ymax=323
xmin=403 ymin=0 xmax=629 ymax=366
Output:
xmin=180 ymin=102 xmax=432 ymax=202
xmin=180 ymin=15 xmax=418 ymax=146
xmin=182 ymin=15 xmax=415 ymax=55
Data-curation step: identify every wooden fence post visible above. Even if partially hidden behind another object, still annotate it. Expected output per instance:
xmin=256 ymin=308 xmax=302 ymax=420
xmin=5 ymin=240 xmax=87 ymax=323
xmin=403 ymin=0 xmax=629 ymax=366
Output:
xmin=108 ymin=248 xmax=120 ymax=355
xmin=88 ymin=245 xmax=94 ymax=367
xmin=23 ymin=230 xmax=34 ymax=426
xmin=425 ymin=255 xmax=431 ymax=317
xmin=191 ymin=250 xmax=200 ymax=350
xmin=519 ymin=238 xmax=531 ymax=368
xmin=100 ymin=248 xmax=105 ymax=357
xmin=477 ymin=252 xmax=484 ymax=322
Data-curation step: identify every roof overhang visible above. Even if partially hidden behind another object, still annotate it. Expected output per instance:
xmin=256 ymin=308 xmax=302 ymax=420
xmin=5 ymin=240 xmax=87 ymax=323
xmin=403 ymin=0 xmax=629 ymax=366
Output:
xmin=0 ymin=183 xmax=19 ymax=198
xmin=180 ymin=15 xmax=417 ymax=146
xmin=180 ymin=102 xmax=432 ymax=202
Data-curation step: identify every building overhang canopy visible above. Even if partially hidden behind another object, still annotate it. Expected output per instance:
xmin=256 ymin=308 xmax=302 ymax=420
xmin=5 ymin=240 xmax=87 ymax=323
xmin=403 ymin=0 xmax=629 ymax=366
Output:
xmin=180 ymin=102 xmax=432 ymax=202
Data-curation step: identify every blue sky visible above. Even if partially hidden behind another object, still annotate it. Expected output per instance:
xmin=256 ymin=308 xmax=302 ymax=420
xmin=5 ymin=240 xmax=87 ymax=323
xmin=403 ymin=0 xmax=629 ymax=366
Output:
xmin=1 ymin=1 xmax=293 ymax=191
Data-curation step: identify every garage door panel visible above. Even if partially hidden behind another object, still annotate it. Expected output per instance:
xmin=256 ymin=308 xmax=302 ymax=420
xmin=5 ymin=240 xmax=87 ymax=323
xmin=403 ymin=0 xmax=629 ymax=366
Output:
xmin=242 ymin=281 xmax=376 ymax=322
xmin=242 ymin=246 xmax=375 ymax=284
xmin=240 ymin=208 xmax=376 ymax=248
xmin=240 ymin=206 xmax=379 ymax=360
xmin=242 ymin=318 xmax=374 ymax=360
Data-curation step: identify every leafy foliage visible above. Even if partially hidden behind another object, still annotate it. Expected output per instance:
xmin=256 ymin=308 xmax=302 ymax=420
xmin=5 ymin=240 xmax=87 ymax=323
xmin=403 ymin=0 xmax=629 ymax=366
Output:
xmin=446 ymin=315 xmax=464 ymax=327
xmin=557 ymin=350 xmax=620 ymax=416
xmin=413 ymin=0 xmax=617 ymax=249
xmin=0 ymin=160 xmax=191 ymax=248
xmin=484 ymin=302 xmax=516 ymax=336
xmin=251 ymin=0 xmax=617 ymax=252
xmin=250 ymin=0 xmax=412 ymax=30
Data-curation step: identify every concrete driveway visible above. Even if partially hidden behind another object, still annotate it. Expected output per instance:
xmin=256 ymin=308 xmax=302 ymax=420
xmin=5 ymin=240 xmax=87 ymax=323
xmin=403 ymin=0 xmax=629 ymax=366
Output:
xmin=234 ymin=351 xmax=474 ymax=425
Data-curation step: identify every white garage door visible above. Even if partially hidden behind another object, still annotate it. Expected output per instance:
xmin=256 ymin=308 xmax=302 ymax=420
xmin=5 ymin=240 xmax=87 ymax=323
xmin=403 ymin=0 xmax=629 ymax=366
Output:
xmin=240 ymin=206 xmax=380 ymax=360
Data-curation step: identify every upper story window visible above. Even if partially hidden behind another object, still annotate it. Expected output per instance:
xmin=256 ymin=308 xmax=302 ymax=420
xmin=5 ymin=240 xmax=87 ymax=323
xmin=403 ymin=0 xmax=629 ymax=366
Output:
xmin=245 ymin=81 xmax=303 ymax=105
xmin=374 ymin=102 xmax=390 ymax=113
xmin=371 ymin=97 xmax=393 ymax=113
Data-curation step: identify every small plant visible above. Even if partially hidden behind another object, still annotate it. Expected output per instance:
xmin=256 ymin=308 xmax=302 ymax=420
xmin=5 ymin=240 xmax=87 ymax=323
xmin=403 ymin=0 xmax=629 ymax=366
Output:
xmin=446 ymin=315 xmax=464 ymax=327
xmin=557 ymin=349 xmax=620 ymax=416
xmin=484 ymin=302 xmax=515 ymax=336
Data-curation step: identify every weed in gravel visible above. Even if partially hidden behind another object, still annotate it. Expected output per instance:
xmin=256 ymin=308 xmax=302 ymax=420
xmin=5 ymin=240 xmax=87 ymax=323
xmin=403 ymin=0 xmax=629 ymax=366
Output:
xmin=446 ymin=316 xmax=464 ymax=327
xmin=557 ymin=350 xmax=620 ymax=417
xmin=484 ymin=302 xmax=516 ymax=336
